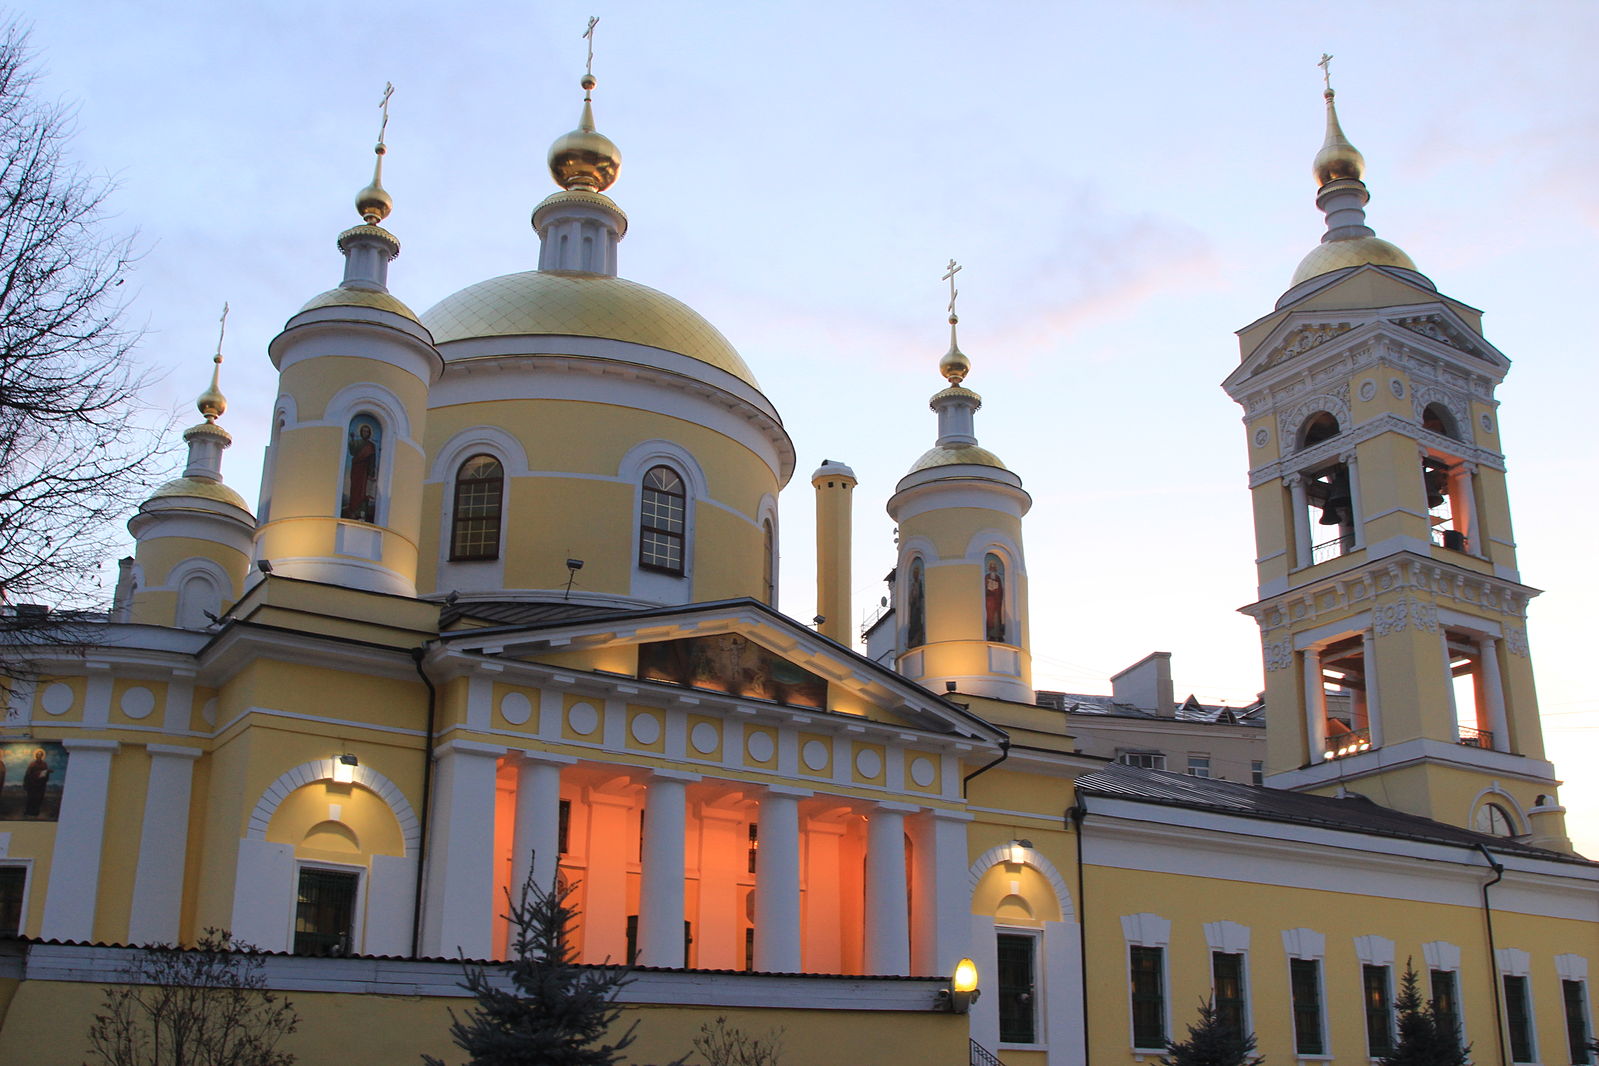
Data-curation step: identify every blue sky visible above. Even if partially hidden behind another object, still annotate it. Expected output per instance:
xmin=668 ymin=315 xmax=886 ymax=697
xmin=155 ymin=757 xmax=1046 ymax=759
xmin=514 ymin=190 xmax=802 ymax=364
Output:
xmin=19 ymin=1 xmax=1598 ymax=853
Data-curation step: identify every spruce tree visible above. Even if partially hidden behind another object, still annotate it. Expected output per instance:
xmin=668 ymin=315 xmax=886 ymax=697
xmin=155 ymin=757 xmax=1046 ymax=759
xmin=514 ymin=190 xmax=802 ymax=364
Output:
xmin=1380 ymin=962 xmax=1470 ymax=1066
xmin=424 ymin=864 xmax=684 ymax=1066
xmin=1161 ymin=997 xmax=1264 ymax=1066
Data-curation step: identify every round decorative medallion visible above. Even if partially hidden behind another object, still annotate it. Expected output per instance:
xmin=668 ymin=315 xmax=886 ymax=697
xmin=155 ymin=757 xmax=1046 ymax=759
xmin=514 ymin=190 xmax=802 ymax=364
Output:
xmin=746 ymin=730 xmax=776 ymax=763
xmin=567 ymin=702 xmax=599 ymax=736
xmin=1358 ymin=379 xmax=1377 ymax=402
xmin=500 ymin=692 xmax=533 ymax=726
xmin=1253 ymin=428 xmax=1269 ymax=448
xmin=120 ymin=686 xmax=156 ymax=720
xmin=630 ymin=713 xmax=661 ymax=745
xmin=802 ymin=739 xmax=829 ymax=771
xmin=1480 ymin=413 xmax=1493 ymax=433
xmin=1389 ymin=378 xmax=1405 ymax=398
xmin=40 ymin=682 xmax=72 ymax=716
xmin=690 ymin=722 xmax=719 ymax=754
xmin=910 ymin=756 xmax=936 ymax=788
xmin=854 ymin=747 xmax=883 ymax=779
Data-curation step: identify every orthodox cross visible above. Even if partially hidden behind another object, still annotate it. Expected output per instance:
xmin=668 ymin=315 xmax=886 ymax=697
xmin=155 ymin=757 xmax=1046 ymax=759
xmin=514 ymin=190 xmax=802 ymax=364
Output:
xmin=583 ymin=17 xmax=600 ymax=78
xmin=1317 ymin=53 xmax=1334 ymax=92
xmin=215 ymin=302 xmax=229 ymax=364
xmin=377 ymin=82 xmax=394 ymax=146
xmin=943 ymin=259 xmax=962 ymax=318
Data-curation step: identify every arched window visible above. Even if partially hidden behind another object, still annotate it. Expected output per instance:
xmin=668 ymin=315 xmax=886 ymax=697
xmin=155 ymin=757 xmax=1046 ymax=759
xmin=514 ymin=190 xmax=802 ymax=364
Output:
xmin=450 ymin=455 xmax=504 ymax=561
xmin=1474 ymin=802 xmax=1516 ymax=837
xmin=1422 ymin=403 xmax=1458 ymax=440
xmin=1298 ymin=412 xmax=1340 ymax=450
xmin=905 ymin=556 xmax=927 ymax=648
xmin=340 ymin=414 xmax=382 ymax=523
xmin=984 ymin=552 xmax=1008 ymax=644
xmin=639 ymin=466 xmax=686 ymax=574
xmin=761 ymin=518 xmax=775 ymax=603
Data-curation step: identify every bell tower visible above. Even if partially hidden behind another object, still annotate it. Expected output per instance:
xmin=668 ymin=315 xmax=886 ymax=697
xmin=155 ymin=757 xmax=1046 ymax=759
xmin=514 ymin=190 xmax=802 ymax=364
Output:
xmin=1222 ymin=70 xmax=1570 ymax=851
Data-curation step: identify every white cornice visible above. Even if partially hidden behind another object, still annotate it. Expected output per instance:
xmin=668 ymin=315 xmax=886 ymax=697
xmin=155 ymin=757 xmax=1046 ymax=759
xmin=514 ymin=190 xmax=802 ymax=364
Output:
xmin=1241 ymin=550 xmax=1539 ymax=629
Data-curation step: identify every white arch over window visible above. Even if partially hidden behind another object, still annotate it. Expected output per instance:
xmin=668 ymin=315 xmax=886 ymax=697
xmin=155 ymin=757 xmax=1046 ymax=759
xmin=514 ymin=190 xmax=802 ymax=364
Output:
xmin=1469 ymin=783 xmax=1527 ymax=836
xmin=170 ymin=558 xmax=228 ymax=630
xmin=962 ymin=530 xmax=1027 ymax=575
xmin=428 ymin=425 xmax=532 ymax=482
xmin=620 ymin=440 xmax=705 ymax=599
xmin=758 ymin=493 xmax=780 ymax=604
xmin=245 ymin=758 xmax=420 ymax=856
xmin=617 ymin=439 xmax=708 ymax=498
xmin=323 ymin=382 xmax=413 ymax=441
xmin=967 ymin=842 xmax=1074 ymax=921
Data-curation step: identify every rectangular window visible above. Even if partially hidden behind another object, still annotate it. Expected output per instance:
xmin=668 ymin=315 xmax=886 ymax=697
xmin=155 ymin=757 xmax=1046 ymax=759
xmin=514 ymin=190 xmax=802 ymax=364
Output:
xmin=1565 ymin=980 xmax=1592 ymax=1065
xmin=997 ymin=933 xmax=1038 ymax=1045
xmin=1506 ymin=974 xmax=1536 ymax=1063
xmin=1130 ymin=945 xmax=1165 ymax=1049
xmin=1431 ymin=969 xmax=1462 ymax=1049
xmin=294 ymin=867 xmax=358 ymax=956
xmin=1212 ymin=951 xmax=1246 ymax=1035
xmin=1118 ymin=751 xmax=1167 ymax=771
xmin=1187 ymin=755 xmax=1212 ymax=778
xmin=1251 ymin=760 xmax=1264 ymax=786
xmin=1290 ymin=958 xmax=1325 ymax=1055
xmin=1364 ymin=964 xmax=1394 ymax=1056
xmin=0 ymin=866 xmax=25 ymax=937
xmin=558 ymin=799 xmax=571 ymax=855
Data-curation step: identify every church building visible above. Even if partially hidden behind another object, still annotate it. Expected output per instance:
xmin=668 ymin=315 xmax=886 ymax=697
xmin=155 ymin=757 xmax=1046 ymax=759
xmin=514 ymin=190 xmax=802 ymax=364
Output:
xmin=0 ymin=56 xmax=1592 ymax=1066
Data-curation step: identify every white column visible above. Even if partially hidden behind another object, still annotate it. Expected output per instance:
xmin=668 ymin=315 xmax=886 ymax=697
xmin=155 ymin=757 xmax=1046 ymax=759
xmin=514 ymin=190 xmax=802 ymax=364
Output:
xmin=41 ymin=739 xmax=119 ymax=941
xmin=1287 ymin=475 xmax=1312 ymax=569
xmin=864 ymin=802 xmax=913 ymax=975
xmin=421 ymin=740 xmax=504 ymax=959
xmin=510 ymin=752 xmax=574 ymax=902
xmin=1341 ymin=451 xmax=1364 ymax=548
xmin=1478 ymin=636 xmax=1511 ymax=752
xmin=128 ymin=744 xmax=201 ymax=945
xmin=753 ymin=786 xmax=807 ymax=973
xmin=1440 ymin=633 xmax=1462 ymax=736
xmin=1302 ymin=648 xmax=1327 ymax=760
xmin=1459 ymin=462 xmax=1482 ymax=555
xmin=638 ymin=770 xmax=697 ymax=968
xmin=1361 ymin=629 xmax=1383 ymax=750
xmin=910 ymin=809 xmax=973 ymax=977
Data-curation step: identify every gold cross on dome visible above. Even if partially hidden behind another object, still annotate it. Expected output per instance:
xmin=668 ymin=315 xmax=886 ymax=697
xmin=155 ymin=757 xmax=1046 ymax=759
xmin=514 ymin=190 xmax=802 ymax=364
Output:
xmin=1317 ymin=53 xmax=1334 ymax=91
xmin=215 ymin=302 xmax=229 ymax=362
xmin=942 ymin=259 xmax=962 ymax=317
xmin=583 ymin=17 xmax=599 ymax=78
xmin=377 ymin=81 xmax=394 ymax=145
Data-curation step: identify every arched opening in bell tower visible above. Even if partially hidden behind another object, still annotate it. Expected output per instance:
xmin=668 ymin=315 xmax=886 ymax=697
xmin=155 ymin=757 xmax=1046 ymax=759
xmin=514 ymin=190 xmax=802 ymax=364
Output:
xmin=1291 ymin=413 xmax=1356 ymax=565
xmin=1420 ymin=404 xmax=1478 ymax=556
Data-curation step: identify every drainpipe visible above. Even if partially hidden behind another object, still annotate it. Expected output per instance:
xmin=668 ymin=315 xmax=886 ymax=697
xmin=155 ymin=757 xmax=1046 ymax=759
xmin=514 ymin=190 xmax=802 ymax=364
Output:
xmin=1476 ymin=843 xmax=1507 ymax=1066
xmin=961 ymin=737 xmax=1010 ymax=797
xmin=1068 ymin=792 xmax=1090 ymax=1066
xmin=410 ymin=645 xmax=437 ymax=958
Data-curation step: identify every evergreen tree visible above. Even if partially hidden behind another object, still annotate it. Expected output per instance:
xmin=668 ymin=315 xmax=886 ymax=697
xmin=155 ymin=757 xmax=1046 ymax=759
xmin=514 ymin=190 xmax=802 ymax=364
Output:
xmin=1161 ymin=997 xmax=1264 ymax=1066
xmin=424 ymin=863 xmax=684 ymax=1066
xmin=1381 ymin=962 xmax=1470 ymax=1066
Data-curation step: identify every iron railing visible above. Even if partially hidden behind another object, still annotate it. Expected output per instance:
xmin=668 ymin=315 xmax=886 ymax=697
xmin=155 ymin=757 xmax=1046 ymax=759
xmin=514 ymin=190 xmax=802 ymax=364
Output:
xmin=1311 ymin=535 xmax=1350 ymax=565
xmin=970 ymin=1039 xmax=1007 ymax=1066
xmin=1431 ymin=526 xmax=1470 ymax=553
xmin=1457 ymin=725 xmax=1494 ymax=749
xmin=1323 ymin=726 xmax=1372 ymax=760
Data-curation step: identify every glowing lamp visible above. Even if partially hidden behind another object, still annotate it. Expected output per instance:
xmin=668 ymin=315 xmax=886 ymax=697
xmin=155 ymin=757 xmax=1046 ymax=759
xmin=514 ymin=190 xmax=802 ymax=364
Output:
xmin=944 ymin=957 xmax=980 ymax=1013
xmin=333 ymin=753 xmax=358 ymax=784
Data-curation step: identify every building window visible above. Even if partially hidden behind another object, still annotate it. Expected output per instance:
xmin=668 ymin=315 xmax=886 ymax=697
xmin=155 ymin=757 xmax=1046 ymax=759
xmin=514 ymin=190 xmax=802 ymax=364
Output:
xmin=1565 ymin=980 xmax=1592 ymax=1065
xmin=1505 ymin=974 xmax=1536 ymax=1063
xmin=1118 ymin=751 xmax=1166 ymax=771
xmin=1475 ymin=802 xmax=1517 ymax=837
xmin=1212 ymin=952 xmax=1246 ymax=1035
xmin=1289 ymin=958 xmax=1325 ymax=1055
xmin=639 ymin=466 xmax=686 ymax=574
xmin=761 ymin=518 xmax=775 ymax=604
xmin=1313 ymin=633 xmax=1376 ymax=761
xmin=1187 ymin=755 xmax=1212 ymax=778
xmin=0 ymin=866 xmax=24 ymax=937
xmin=1251 ymin=760 xmax=1264 ymax=787
xmin=450 ymin=454 xmax=504 ymax=561
xmin=294 ymin=867 xmax=358 ymax=956
xmin=1431 ymin=969 xmax=1462 ymax=1050
xmin=905 ymin=556 xmax=927 ymax=648
xmin=1130 ymin=945 xmax=1165 ymax=1049
xmin=1364 ymin=964 xmax=1394 ymax=1056
xmin=558 ymin=798 xmax=571 ymax=855
xmin=997 ymin=933 xmax=1037 ymax=1045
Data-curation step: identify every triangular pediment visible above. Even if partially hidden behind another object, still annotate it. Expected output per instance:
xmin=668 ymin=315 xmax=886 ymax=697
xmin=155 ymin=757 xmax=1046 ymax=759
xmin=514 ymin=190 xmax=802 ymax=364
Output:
xmin=435 ymin=597 xmax=1003 ymax=741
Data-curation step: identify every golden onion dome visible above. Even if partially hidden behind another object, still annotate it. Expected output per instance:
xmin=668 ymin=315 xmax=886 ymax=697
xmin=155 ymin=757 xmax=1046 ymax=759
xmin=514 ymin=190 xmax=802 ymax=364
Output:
xmin=145 ymin=476 xmax=250 ymax=511
xmin=1313 ymin=89 xmax=1365 ymax=186
xmin=421 ymin=270 xmax=759 ymax=388
xmin=1291 ymin=235 xmax=1417 ymax=286
xmin=908 ymin=443 xmax=1010 ymax=474
xmin=549 ymin=77 xmax=621 ymax=192
xmin=197 ymin=355 xmax=226 ymax=422
xmin=298 ymin=285 xmax=421 ymax=324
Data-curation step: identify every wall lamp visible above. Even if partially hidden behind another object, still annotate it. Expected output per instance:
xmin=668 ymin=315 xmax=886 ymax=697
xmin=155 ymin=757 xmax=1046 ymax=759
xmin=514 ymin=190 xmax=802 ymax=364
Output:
xmin=1007 ymin=838 xmax=1033 ymax=866
xmin=333 ymin=753 xmax=358 ymax=784
xmin=938 ymin=957 xmax=981 ymax=1013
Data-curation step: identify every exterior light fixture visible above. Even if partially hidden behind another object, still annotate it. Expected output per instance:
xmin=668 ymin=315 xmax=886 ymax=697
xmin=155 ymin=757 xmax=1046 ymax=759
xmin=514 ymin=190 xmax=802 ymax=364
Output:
xmin=941 ymin=957 xmax=980 ymax=1013
xmin=1007 ymin=838 xmax=1032 ymax=866
xmin=333 ymin=753 xmax=358 ymax=784
xmin=257 ymin=559 xmax=274 ymax=574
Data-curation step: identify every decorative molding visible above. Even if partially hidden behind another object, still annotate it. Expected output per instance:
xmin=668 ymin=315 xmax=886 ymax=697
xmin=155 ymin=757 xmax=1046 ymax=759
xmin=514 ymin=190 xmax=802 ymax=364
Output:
xmin=1396 ymin=314 xmax=1472 ymax=353
xmin=1245 ymin=556 xmax=1535 ymax=633
xmin=1264 ymin=322 xmax=1353 ymax=370
xmin=1263 ymin=640 xmax=1293 ymax=671
xmin=1503 ymin=626 xmax=1529 ymax=657
xmin=1278 ymin=390 xmax=1351 ymax=449
xmin=245 ymin=758 xmax=421 ymax=856
xmin=967 ymin=844 xmax=1074 ymax=921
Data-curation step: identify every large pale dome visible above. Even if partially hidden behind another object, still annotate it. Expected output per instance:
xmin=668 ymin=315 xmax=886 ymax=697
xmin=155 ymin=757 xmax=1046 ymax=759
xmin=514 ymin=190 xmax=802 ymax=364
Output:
xmin=421 ymin=270 xmax=760 ymax=389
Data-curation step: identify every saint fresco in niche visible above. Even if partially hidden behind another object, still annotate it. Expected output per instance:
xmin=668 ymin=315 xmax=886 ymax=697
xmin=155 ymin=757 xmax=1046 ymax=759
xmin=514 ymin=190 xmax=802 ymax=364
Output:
xmin=341 ymin=414 xmax=382 ymax=523
xmin=984 ymin=552 xmax=1007 ymax=644
xmin=906 ymin=556 xmax=926 ymax=648
xmin=0 ymin=743 xmax=67 ymax=821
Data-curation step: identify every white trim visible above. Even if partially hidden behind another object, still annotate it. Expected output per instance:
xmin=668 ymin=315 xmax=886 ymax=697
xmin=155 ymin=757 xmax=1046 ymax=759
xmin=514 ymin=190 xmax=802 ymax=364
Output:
xmin=968 ymin=844 xmax=1074 ymax=921
xmin=620 ymin=440 xmax=704 ymax=603
xmin=1469 ymin=783 xmax=1528 ymax=837
xmin=426 ymin=424 xmax=532 ymax=482
xmin=292 ymin=859 xmax=367 ymax=957
xmin=1121 ymin=914 xmax=1171 ymax=1052
xmin=994 ymin=925 xmax=1045 ymax=1052
xmin=245 ymin=758 xmax=420 ymax=856
xmin=1422 ymin=942 xmax=1469 ymax=1050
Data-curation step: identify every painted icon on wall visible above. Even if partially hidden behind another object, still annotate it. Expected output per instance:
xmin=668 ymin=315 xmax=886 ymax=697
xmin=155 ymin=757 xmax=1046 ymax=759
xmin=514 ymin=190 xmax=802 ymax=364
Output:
xmin=639 ymin=634 xmax=826 ymax=710
xmin=984 ymin=553 xmax=1007 ymax=644
xmin=906 ymin=556 xmax=926 ymax=648
xmin=0 ymin=742 xmax=67 ymax=821
xmin=341 ymin=413 xmax=382 ymax=523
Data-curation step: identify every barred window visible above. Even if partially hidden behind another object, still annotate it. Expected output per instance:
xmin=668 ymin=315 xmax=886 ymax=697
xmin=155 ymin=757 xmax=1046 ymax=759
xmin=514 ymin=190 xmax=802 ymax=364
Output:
xmin=1290 ymin=958 xmax=1325 ymax=1055
xmin=1130 ymin=945 xmax=1165 ymax=1048
xmin=450 ymin=455 xmax=503 ymax=561
xmin=640 ymin=466 xmax=686 ymax=574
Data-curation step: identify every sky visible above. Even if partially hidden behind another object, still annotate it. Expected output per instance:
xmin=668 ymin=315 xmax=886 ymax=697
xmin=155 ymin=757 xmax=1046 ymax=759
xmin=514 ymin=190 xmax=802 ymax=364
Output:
xmin=16 ymin=1 xmax=1598 ymax=855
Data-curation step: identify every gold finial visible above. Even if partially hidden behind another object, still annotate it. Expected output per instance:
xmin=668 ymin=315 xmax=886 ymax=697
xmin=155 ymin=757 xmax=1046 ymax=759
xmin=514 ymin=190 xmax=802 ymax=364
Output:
xmin=1312 ymin=55 xmax=1365 ymax=186
xmin=356 ymin=82 xmax=395 ymax=225
xmin=549 ymin=17 xmax=621 ymax=191
xmin=938 ymin=259 xmax=970 ymax=385
xmin=197 ymin=302 xmax=229 ymax=422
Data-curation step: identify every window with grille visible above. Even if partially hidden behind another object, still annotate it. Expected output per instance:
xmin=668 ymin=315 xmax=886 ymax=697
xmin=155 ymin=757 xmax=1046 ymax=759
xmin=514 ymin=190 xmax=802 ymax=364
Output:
xmin=1212 ymin=951 xmax=1246 ymax=1035
xmin=1565 ymin=979 xmax=1592 ymax=1065
xmin=294 ymin=868 xmax=358 ymax=956
xmin=998 ymin=933 xmax=1037 ymax=1044
xmin=1505 ymin=974 xmax=1536 ymax=1063
xmin=1364 ymin=964 xmax=1394 ymax=1056
xmin=1289 ymin=958 xmax=1325 ymax=1055
xmin=1430 ymin=969 xmax=1462 ymax=1049
xmin=1130 ymin=945 xmax=1165 ymax=1048
xmin=639 ymin=466 xmax=686 ymax=574
xmin=0 ymin=867 xmax=24 ymax=937
xmin=450 ymin=455 xmax=503 ymax=561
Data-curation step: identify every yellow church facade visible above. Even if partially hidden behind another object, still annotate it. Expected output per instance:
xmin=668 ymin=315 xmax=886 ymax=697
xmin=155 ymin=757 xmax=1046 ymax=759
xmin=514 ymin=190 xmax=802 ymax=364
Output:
xmin=0 ymin=66 xmax=1592 ymax=1066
